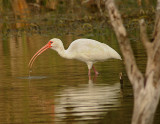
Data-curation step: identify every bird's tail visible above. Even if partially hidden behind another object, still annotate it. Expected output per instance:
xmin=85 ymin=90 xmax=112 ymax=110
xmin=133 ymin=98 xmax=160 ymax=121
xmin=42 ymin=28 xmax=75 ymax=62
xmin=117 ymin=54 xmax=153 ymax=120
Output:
xmin=109 ymin=48 xmax=122 ymax=60
xmin=117 ymin=54 xmax=122 ymax=60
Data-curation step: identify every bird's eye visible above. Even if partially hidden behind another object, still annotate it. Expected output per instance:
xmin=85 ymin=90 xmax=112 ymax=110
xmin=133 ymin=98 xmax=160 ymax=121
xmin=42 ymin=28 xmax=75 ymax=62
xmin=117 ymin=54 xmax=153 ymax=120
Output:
xmin=50 ymin=41 xmax=53 ymax=43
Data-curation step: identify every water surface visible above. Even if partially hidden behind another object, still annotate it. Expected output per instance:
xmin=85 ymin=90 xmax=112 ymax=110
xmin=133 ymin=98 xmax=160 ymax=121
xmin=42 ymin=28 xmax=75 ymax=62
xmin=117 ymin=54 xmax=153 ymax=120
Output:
xmin=0 ymin=34 xmax=159 ymax=124
xmin=0 ymin=1 xmax=160 ymax=122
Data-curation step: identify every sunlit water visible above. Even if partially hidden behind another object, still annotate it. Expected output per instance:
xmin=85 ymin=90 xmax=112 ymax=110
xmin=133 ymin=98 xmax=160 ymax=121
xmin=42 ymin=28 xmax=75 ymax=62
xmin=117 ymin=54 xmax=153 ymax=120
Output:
xmin=0 ymin=33 xmax=159 ymax=124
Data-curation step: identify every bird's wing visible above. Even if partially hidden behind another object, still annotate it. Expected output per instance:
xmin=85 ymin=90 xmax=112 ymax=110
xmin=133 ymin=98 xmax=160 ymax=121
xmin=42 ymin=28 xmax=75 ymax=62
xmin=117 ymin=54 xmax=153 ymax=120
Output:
xmin=67 ymin=38 xmax=121 ymax=62
xmin=75 ymin=42 xmax=111 ymax=62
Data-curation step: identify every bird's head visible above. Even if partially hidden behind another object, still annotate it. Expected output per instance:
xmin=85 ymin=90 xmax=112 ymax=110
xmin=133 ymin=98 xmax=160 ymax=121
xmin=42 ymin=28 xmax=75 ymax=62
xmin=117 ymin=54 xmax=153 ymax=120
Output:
xmin=28 ymin=38 xmax=62 ymax=69
xmin=49 ymin=38 xmax=63 ymax=50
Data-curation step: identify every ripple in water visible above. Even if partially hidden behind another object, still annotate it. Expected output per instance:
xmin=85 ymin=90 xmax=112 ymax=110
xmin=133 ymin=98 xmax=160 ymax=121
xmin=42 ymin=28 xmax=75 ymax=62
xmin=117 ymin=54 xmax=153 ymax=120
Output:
xmin=17 ymin=76 xmax=47 ymax=79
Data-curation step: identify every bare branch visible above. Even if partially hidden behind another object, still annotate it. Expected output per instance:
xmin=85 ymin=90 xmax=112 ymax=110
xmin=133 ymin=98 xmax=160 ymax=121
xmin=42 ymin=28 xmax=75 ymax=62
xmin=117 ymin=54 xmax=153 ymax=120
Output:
xmin=153 ymin=30 xmax=160 ymax=63
xmin=105 ymin=0 xmax=160 ymax=123
xmin=152 ymin=0 xmax=160 ymax=43
xmin=96 ymin=0 xmax=103 ymax=16
xmin=139 ymin=19 xmax=153 ymax=57
xmin=153 ymin=44 xmax=160 ymax=85
xmin=105 ymin=0 xmax=144 ymax=86
xmin=151 ymin=0 xmax=160 ymax=85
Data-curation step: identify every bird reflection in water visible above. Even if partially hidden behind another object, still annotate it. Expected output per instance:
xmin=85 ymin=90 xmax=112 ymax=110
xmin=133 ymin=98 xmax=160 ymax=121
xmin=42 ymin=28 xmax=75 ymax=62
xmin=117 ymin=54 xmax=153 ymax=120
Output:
xmin=53 ymin=79 xmax=121 ymax=122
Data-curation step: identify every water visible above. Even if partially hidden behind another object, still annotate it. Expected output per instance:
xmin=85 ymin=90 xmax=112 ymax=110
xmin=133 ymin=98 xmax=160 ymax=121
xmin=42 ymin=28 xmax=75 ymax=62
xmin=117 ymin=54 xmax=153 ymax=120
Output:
xmin=0 ymin=33 xmax=159 ymax=124
xmin=17 ymin=76 xmax=47 ymax=79
xmin=0 ymin=1 xmax=160 ymax=122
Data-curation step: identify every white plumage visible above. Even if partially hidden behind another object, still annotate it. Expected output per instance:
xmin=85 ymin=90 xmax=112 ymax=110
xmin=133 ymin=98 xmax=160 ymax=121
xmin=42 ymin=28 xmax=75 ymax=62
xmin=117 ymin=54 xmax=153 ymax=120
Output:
xmin=29 ymin=38 xmax=122 ymax=77
xmin=67 ymin=38 xmax=121 ymax=62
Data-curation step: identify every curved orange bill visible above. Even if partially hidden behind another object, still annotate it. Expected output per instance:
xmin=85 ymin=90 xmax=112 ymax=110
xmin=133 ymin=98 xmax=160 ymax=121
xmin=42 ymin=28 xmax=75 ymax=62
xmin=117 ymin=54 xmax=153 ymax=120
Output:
xmin=28 ymin=43 xmax=51 ymax=69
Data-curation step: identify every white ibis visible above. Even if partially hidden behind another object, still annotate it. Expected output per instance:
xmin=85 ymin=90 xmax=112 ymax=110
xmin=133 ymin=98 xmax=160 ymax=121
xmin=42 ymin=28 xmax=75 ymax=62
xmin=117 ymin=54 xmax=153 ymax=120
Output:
xmin=29 ymin=38 xmax=122 ymax=76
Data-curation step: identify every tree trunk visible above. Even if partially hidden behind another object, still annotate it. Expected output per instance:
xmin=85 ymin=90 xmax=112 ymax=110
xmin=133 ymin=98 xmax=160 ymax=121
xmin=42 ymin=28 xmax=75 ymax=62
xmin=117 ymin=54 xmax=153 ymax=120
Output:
xmin=105 ymin=0 xmax=160 ymax=124
xmin=132 ymin=80 xmax=160 ymax=124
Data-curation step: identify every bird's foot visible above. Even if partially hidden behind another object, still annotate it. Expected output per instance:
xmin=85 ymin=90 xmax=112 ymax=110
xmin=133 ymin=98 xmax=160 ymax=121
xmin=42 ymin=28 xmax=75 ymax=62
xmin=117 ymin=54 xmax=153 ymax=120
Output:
xmin=92 ymin=66 xmax=99 ymax=76
xmin=94 ymin=71 xmax=99 ymax=76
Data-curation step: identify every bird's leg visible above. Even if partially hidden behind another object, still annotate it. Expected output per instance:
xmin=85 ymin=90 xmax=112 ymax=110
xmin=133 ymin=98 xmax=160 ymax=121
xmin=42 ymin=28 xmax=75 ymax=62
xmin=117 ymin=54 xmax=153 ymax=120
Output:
xmin=88 ymin=69 xmax=91 ymax=80
xmin=88 ymin=69 xmax=91 ymax=76
xmin=92 ymin=66 xmax=99 ymax=75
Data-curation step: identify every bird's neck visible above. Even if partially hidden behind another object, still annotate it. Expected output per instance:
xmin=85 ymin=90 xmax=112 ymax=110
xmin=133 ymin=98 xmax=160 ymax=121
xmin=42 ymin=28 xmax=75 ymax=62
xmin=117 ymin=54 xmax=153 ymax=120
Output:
xmin=52 ymin=45 xmax=73 ymax=59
